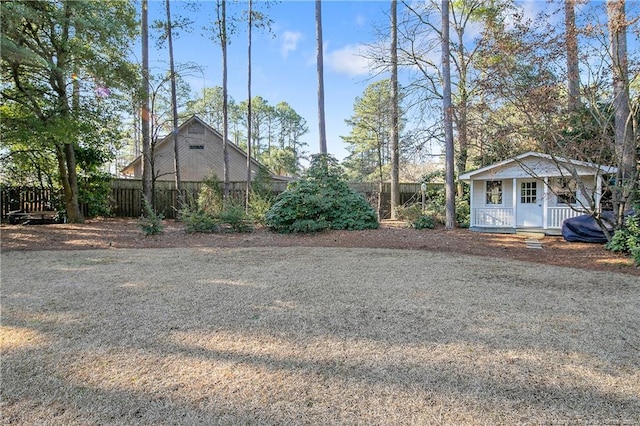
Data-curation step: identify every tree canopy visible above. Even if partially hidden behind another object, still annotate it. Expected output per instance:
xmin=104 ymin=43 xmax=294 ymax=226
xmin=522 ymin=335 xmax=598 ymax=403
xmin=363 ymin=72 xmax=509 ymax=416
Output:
xmin=1 ymin=0 xmax=138 ymax=221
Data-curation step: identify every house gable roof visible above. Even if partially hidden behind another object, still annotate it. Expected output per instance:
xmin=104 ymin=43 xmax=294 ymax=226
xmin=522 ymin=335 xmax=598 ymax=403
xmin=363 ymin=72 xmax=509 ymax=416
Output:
xmin=121 ymin=115 xmax=266 ymax=175
xmin=458 ymin=151 xmax=618 ymax=181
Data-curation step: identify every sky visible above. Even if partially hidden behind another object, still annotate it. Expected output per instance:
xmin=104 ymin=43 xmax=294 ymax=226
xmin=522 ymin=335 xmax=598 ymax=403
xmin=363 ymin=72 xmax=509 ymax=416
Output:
xmin=140 ymin=1 xmax=639 ymax=164
xmin=143 ymin=0 xmax=394 ymax=162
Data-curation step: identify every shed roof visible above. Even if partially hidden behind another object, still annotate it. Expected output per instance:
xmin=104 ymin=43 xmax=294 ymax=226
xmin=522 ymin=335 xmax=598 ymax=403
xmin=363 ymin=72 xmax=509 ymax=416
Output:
xmin=458 ymin=151 xmax=617 ymax=181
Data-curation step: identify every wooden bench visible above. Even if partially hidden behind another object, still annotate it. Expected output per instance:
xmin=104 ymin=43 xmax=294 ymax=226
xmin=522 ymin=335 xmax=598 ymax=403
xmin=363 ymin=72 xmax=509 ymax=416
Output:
xmin=7 ymin=210 xmax=61 ymax=225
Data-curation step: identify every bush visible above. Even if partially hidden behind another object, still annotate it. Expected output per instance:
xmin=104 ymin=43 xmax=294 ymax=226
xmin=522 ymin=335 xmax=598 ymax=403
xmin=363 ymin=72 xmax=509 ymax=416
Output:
xmin=413 ymin=214 xmax=435 ymax=229
xmin=248 ymin=191 xmax=273 ymax=225
xmin=138 ymin=199 xmax=164 ymax=235
xmin=396 ymin=204 xmax=435 ymax=230
xmin=180 ymin=175 xmax=254 ymax=234
xmin=198 ymin=172 xmax=224 ymax=216
xmin=181 ymin=204 xmax=254 ymax=234
xmin=456 ymin=197 xmax=470 ymax=228
xmin=79 ymin=172 xmax=113 ymax=217
xmin=219 ymin=203 xmax=253 ymax=233
xmin=181 ymin=206 xmax=220 ymax=233
xmin=410 ymin=181 xmax=470 ymax=228
xmin=606 ymin=211 xmax=640 ymax=266
xmin=265 ymin=154 xmax=378 ymax=233
xmin=396 ymin=204 xmax=423 ymax=223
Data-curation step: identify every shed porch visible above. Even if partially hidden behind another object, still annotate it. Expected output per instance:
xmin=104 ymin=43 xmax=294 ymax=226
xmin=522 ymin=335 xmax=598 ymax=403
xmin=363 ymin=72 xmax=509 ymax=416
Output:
xmin=470 ymin=205 xmax=586 ymax=231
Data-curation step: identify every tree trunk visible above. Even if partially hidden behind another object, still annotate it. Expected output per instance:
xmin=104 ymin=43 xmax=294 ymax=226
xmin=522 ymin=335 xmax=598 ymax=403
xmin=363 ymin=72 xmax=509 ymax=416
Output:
xmin=54 ymin=143 xmax=81 ymax=223
xmin=63 ymin=142 xmax=83 ymax=222
xmin=454 ymin=88 xmax=468 ymax=197
xmin=453 ymin=23 xmax=468 ymax=197
xmin=442 ymin=0 xmax=456 ymax=230
xmin=607 ymin=0 xmax=636 ymax=219
xmin=316 ymin=0 xmax=327 ymax=154
xmin=166 ymin=0 xmax=182 ymax=209
xmin=221 ymin=0 xmax=230 ymax=200
xmin=246 ymin=0 xmax=253 ymax=212
xmin=377 ymin=181 xmax=383 ymax=221
xmin=141 ymin=0 xmax=152 ymax=207
xmin=565 ymin=0 xmax=580 ymax=111
xmin=390 ymin=0 xmax=400 ymax=220
xmin=57 ymin=2 xmax=83 ymax=223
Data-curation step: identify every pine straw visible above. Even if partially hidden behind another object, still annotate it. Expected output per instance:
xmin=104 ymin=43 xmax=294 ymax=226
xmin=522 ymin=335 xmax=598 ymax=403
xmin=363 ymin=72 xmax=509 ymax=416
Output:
xmin=1 ymin=247 xmax=639 ymax=425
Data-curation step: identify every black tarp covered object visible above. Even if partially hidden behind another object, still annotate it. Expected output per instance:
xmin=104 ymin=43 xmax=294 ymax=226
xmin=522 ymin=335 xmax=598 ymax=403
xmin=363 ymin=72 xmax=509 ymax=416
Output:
xmin=561 ymin=211 xmax=632 ymax=243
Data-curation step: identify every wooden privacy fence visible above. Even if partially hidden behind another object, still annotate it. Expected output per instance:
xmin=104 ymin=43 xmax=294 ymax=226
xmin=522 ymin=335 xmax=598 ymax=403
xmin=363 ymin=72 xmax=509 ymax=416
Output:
xmin=1 ymin=186 xmax=58 ymax=215
xmin=2 ymin=180 xmax=440 ymax=220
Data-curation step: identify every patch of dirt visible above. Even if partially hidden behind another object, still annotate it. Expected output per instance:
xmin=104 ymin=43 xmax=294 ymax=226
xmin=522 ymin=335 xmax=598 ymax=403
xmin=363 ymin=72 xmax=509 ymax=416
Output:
xmin=1 ymin=218 xmax=637 ymax=275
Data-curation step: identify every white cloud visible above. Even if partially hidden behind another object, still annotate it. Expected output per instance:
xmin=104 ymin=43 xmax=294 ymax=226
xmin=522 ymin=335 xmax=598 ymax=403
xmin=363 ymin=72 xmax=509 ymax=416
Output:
xmin=355 ymin=14 xmax=366 ymax=27
xmin=505 ymin=1 xmax=561 ymax=31
xmin=281 ymin=31 xmax=303 ymax=58
xmin=325 ymin=44 xmax=372 ymax=77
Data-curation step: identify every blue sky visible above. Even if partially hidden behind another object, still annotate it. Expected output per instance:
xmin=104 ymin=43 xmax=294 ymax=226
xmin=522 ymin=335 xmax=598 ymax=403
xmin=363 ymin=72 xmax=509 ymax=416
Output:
xmin=143 ymin=0 xmax=393 ymax=161
xmin=141 ymin=1 xmax=639 ymax=164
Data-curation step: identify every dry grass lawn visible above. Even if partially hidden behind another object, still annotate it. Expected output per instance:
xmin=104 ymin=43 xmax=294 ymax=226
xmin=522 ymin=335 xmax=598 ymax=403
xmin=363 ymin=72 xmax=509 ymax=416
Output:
xmin=1 ymin=247 xmax=639 ymax=425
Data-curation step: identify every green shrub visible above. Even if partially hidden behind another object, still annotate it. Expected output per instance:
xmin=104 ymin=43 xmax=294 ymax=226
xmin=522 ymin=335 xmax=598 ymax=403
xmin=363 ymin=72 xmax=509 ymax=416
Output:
xmin=409 ymin=181 xmax=470 ymax=228
xmin=265 ymin=154 xmax=378 ymax=233
xmin=606 ymin=212 xmax=640 ymax=266
xmin=396 ymin=204 xmax=436 ymax=229
xmin=198 ymin=172 xmax=224 ymax=216
xmin=181 ymin=206 xmax=220 ymax=233
xmin=251 ymin=165 xmax=276 ymax=199
xmin=180 ymin=199 xmax=253 ymax=234
xmin=396 ymin=204 xmax=423 ymax=222
xmin=138 ymin=198 xmax=164 ymax=235
xmin=456 ymin=197 xmax=470 ymax=228
xmin=413 ymin=214 xmax=435 ymax=229
xmin=248 ymin=190 xmax=273 ymax=225
xmin=219 ymin=203 xmax=253 ymax=233
xmin=179 ymin=171 xmax=257 ymax=234
xmin=79 ymin=172 xmax=113 ymax=217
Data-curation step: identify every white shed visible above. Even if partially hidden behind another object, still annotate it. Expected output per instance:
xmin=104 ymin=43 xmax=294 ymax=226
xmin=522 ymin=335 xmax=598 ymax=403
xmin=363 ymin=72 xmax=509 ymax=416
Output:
xmin=458 ymin=152 xmax=617 ymax=233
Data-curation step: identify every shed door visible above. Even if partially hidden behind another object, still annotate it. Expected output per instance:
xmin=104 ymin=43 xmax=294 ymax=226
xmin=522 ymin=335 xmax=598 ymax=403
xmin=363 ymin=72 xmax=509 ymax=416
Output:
xmin=517 ymin=180 xmax=543 ymax=227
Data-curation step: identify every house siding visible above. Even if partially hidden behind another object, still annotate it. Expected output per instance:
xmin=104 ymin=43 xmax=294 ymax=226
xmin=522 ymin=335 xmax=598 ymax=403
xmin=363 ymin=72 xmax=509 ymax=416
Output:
xmin=123 ymin=117 xmax=261 ymax=182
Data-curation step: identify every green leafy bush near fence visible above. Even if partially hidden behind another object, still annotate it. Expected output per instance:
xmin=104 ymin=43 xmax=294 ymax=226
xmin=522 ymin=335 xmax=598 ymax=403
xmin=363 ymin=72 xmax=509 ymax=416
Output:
xmin=265 ymin=154 xmax=378 ymax=233
xmin=413 ymin=214 xmax=436 ymax=230
xmin=606 ymin=210 xmax=640 ymax=266
xmin=247 ymin=166 xmax=275 ymax=225
xmin=219 ymin=203 xmax=253 ymax=233
xmin=180 ymin=172 xmax=253 ymax=234
xmin=181 ymin=208 xmax=220 ymax=233
xmin=248 ymin=191 xmax=273 ymax=225
xmin=197 ymin=172 xmax=224 ymax=216
xmin=396 ymin=204 xmax=435 ymax=229
xmin=396 ymin=183 xmax=470 ymax=229
xmin=138 ymin=199 xmax=164 ymax=235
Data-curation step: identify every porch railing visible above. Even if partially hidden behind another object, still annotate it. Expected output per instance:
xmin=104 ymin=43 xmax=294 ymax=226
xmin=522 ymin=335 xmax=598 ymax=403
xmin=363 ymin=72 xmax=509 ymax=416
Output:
xmin=473 ymin=208 xmax=514 ymax=227
xmin=472 ymin=207 xmax=586 ymax=228
xmin=547 ymin=207 xmax=586 ymax=228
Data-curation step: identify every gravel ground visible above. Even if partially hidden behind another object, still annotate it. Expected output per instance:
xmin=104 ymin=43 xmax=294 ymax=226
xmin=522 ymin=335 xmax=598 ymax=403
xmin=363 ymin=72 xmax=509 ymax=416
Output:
xmin=2 ymin=247 xmax=639 ymax=424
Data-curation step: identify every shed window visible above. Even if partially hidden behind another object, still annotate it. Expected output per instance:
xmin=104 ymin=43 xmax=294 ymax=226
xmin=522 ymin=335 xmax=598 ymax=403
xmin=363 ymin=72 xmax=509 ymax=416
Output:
xmin=189 ymin=145 xmax=204 ymax=150
xmin=520 ymin=181 xmax=537 ymax=203
xmin=555 ymin=178 xmax=577 ymax=205
xmin=486 ymin=180 xmax=503 ymax=205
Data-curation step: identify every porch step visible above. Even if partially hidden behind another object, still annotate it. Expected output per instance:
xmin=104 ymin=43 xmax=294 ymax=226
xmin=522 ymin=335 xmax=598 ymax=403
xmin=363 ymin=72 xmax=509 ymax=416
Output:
xmin=516 ymin=228 xmax=562 ymax=237
xmin=524 ymin=238 xmax=543 ymax=249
